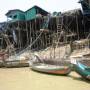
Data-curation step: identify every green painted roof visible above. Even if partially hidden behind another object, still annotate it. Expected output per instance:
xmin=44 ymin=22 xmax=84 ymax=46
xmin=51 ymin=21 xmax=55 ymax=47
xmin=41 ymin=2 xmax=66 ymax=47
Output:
xmin=25 ymin=5 xmax=48 ymax=14
xmin=6 ymin=9 xmax=24 ymax=16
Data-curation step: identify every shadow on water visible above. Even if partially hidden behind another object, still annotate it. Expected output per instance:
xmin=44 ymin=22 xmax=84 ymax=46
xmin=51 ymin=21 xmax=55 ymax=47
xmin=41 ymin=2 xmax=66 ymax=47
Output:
xmin=68 ymin=74 xmax=90 ymax=83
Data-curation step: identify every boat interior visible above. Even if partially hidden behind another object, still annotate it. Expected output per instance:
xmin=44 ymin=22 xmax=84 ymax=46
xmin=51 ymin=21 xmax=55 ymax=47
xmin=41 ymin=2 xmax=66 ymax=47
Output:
xmin=79 ymin=60 xmax=90 ymax=67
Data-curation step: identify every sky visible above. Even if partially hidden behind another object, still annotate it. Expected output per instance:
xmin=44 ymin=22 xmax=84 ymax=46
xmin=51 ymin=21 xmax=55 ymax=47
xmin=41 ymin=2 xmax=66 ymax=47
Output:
xmin=0 ymin=0 xmax=81 ymax=22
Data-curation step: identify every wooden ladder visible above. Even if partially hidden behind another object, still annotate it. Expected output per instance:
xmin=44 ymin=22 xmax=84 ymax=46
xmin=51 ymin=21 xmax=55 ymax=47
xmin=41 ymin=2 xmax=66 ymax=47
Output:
xmin=56 ymin=16 xmax=64 ymax=45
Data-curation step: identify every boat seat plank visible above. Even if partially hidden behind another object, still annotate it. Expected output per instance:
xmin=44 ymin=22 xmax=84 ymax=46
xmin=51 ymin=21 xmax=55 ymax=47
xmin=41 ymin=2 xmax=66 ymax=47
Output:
xmin=80 ymin=60 xmax=90 ymax=67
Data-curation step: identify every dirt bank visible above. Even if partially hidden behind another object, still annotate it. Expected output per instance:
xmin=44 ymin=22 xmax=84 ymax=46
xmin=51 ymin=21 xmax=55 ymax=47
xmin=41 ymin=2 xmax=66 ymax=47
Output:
xmin=0 ymin=68 xmax=89 ymax=90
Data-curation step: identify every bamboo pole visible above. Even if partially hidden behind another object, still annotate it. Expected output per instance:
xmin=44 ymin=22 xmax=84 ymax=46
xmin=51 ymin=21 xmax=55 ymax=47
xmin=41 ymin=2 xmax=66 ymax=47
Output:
xmin=26 ymin=21 xmax=29 ymax=46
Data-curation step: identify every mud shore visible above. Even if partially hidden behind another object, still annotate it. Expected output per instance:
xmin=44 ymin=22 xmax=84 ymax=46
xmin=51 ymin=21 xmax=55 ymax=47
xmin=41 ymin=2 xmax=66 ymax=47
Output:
xmin=0 ymin=68 xmax=89 ymax=90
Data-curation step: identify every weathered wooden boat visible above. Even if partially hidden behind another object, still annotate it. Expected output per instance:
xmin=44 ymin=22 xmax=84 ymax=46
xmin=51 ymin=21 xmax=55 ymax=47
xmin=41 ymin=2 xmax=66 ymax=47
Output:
xmin=71 ymin=59 xmax=90 ymax=80
xmin=4 ymin=60 xmax=29 ymax=68
xmin=30 ymin=60 xmax=71 ymax=75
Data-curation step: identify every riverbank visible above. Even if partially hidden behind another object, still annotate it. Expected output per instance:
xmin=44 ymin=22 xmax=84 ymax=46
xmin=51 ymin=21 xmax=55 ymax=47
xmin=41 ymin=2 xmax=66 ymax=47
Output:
xmin=0 ymin=68 xmax=89 ymax=90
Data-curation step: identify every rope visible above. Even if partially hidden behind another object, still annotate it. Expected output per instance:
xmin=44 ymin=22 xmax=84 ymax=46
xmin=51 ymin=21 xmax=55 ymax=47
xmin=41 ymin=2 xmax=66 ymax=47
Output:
xmin=86 ymin=32 xmax=90 ymax=39
xmin=17 ymin=31 xmax=43 ymax=56
xmin=63 ymin=12 xmax=77 ymax=35
xmin=0 ymin=32 xmax=16 ymax=57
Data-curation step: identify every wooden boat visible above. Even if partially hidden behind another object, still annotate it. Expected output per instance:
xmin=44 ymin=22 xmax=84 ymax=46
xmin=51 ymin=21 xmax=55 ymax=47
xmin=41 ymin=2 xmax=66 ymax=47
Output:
xmin=4 ymin=60 xmax=29 ymax=68
xmin=71 ymin=59 xmax=90 ymax=80
xmin=30 ymin=60 xmax=71 ymax=75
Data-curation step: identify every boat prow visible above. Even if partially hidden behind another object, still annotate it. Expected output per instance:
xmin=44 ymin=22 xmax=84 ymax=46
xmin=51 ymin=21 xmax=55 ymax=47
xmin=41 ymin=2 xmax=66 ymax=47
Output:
xmin=72 ymin=59 xmax=90 ymax=80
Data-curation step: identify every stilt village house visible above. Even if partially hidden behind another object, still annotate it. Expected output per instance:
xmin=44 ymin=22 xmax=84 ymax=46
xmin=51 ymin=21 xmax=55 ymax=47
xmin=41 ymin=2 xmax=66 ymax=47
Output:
xmin=0 ymin=1 xmax=90 ymax=50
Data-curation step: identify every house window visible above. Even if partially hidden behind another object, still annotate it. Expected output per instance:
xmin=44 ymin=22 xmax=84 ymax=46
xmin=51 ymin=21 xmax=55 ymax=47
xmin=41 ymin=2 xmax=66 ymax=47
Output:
xmin=9 ymin=15 xmax=12 ymax=18
xmin=13 ymin=15 xmax=17 ymax=19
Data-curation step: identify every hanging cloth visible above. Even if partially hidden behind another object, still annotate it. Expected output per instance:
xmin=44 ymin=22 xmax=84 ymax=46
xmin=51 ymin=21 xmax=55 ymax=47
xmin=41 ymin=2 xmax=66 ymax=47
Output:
xmin=13 ymin=30 xmax=17 ymax=44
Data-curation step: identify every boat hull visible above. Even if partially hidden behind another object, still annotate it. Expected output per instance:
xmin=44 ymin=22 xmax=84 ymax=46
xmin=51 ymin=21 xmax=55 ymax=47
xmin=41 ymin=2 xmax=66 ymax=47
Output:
xmin=31 ymin=63 xmax=71 ymax=75
xmin=4 ymin=60 xmax=29 ymax=68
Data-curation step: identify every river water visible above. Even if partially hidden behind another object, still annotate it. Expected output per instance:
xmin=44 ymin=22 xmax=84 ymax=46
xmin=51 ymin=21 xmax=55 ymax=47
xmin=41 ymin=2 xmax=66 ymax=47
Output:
xmin=0 ymin=68 xmax=89 ymax=90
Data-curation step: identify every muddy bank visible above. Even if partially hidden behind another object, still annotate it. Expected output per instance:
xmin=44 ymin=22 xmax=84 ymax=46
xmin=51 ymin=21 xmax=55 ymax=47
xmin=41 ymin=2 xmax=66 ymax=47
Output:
xmin=0 ymin=68 xmax=89 ymax=90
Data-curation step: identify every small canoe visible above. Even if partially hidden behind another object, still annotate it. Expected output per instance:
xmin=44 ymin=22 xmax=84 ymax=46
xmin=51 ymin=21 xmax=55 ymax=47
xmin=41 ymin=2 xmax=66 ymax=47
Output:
xmin=30 ymin=62 xmax=71 ymax=75
xmin=72 ymin=59 xmax=90 ymax=80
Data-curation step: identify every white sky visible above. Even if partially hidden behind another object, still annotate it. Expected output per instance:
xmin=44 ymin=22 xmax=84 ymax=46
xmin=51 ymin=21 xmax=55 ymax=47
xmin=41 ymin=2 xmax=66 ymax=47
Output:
xmin=0 ymin=0 xmax=81 ymax=22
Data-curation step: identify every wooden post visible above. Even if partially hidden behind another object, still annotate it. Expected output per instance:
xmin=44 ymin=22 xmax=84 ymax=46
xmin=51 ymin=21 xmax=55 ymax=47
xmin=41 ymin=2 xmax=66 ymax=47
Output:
xmin=29 ymin=21 xmax=31 ymax=45
xmin=76 ymin=11 xmax=79 ymax=40
xmin=70 ymin=40 xmax=73 ymax=52
xmin=18 ymin=21 xmax=21 ymax=49
xmin=26 ymin=21 xmax=29 ymax=46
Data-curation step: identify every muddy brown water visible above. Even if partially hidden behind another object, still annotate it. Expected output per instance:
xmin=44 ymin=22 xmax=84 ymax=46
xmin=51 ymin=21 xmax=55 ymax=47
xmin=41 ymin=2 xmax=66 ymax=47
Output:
xmin=0 ymin=68 xmax=90 ymax=90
